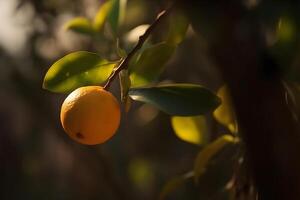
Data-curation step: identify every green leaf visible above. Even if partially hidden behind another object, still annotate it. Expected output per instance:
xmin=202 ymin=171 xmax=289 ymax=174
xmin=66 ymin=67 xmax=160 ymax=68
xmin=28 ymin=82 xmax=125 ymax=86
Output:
xmin=166 ymin=10 xmax=189 ymax=45
xmin=107 ymin=0 xmax=127 ymax=35
xmin=272 ymin=16 xmax=300 ymax=82
xmin=118 ymin=0 xmax=127 ymax=26
xmin=64 ymin=17 xmax=95 ymax=35
xmin=277 ymin=16 xmax=296 ymax=43
xmin=43 ymin=51 xmax=116 ymax=93
xmin=195 ymin=143 xmax=238 ymax=199
xmin=116 ymin=38 xmax=127 ymax=57
xmin=128 ymin=83 xmax=221 ymax=116
xmin=128 ymin=158 xmax=154 ymax=190
xmin=129 ymin=42 xmax=176 ymax=87
xmin=93 ymin=0 xmax=114 ymax=32
xmin=193 ymin=135 xmax=237 ymax=183
xmin=159 ymin=172 xmax=193 ymax=200
xmin=213 ymin=85 xmax=237 ymax=133
xmin=171 ymin=116 xmax=208 ymax=145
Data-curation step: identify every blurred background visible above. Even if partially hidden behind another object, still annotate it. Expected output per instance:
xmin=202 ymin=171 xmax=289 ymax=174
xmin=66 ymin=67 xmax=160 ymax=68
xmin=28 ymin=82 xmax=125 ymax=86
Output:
xmin=0 ymin=0 xmax=229 ymax=199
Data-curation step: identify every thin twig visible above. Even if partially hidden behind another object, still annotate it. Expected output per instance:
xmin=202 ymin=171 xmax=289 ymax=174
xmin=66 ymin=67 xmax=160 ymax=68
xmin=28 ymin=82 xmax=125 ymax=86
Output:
xmin=103 ymin=6 xmax=173 ymax=90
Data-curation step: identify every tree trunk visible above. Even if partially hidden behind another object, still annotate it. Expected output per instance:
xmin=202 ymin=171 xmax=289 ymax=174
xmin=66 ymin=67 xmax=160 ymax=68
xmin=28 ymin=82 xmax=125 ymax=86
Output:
xmin=180 ymin=1 xmax=300 ymax=199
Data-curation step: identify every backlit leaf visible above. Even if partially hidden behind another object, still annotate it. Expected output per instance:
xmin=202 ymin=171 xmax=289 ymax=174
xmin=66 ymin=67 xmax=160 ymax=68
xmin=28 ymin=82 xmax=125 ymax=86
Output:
xmin=195 ymin=142 xmax=238 ymax=199
xmin=43 ymin=51 xmax=116 ymax=93
xmin=273 ymin=16 xmax=300 ymax=82
xmin=116 ymin=38 xmax=127 ymax=57
xmin=93 ymin=0 xmax=114 ymax=32
xmin=128 ymin=158 xmax=154 ymax=190
xmin=171 ymin=116 xmax=208 ymax=145
xmin=166 ymin=10 xmax=189 ymax=45
xmin=128 ymin=83 xmax=221 ymax=116
xmin=277 ymin=16 xmax=296 ymax=43
xmin=159 ymin=171 xmax=193 ymax=200
xmin=213 ymin=85 xmax=237 ymax=133
xmin=193 ymin=134 xmax=237 ymax=183
xmin=129 ymin=42 xmax=176 ymax=87
xmin=107 ymin=0 xmax=127 ymax=35
xmin=64 ymin=17 xmax=95 ymax=35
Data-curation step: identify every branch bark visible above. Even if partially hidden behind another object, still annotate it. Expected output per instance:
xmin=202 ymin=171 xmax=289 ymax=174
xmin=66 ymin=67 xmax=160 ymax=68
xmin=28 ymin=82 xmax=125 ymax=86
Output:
xmin=103 ymin=6 xmax=173 ymax=90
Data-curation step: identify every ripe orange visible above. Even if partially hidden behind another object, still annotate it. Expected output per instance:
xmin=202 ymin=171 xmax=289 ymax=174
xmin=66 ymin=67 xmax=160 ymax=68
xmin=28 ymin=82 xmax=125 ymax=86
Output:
xmin=60 ymin=86 xmax=121 ymax=145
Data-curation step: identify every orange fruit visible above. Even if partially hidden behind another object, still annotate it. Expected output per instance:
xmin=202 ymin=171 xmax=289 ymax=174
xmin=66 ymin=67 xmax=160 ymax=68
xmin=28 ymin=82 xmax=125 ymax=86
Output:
xmin=60 ymin=86 xmax=120 ymax=145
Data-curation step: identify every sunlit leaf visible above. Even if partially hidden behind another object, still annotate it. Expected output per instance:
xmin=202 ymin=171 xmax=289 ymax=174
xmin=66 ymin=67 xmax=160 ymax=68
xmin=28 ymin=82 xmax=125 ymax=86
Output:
xmin=159 ymin=171 xmax=193 ymax=200
xmin=171 ymin=116 xmax=208 ymax=145
xmin=277 ymin=16 xmax=300 ymax=82
xmin=270 ymin=15 xmax=299 ymax=82
xmin=195 ymin=142 xmax=237 ymax=199
xmin=43 ymin=51 xmax=116 ymax=93
xmin=128 ymin=158 xmax=154 ymax=190
xmin=213 ymin=85 xmax=237 ymax=133
xmin=93 ymin=0 xmax=114 ymax=32
xmin=107 ymin=0 xmax=119 ymax=34
xmin=277 ymin=16 xmax=296 ymax=43
xmin=128 ymin=83 xmax=221 ymax=116
xmin=107 ymin=0 xmax=127 ymax=35
xmin=116 ymin=38 xmax=127 ymax=57
xmin=118 ymin=0 xmax=127 ymax=26
xmin=129 ymin=42 xmax=176 ymax=87
xmin=64 ymin=17 xmax=95 ymax=35
xmin=166 ymin=10 xmax=189 ymax=45
xmin=194 ymin=134 xmax=237 ymax=183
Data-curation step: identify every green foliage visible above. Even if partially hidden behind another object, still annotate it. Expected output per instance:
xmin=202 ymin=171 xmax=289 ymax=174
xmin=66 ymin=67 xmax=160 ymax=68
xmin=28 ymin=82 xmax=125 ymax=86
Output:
xmin=129 ymin=42 xmax=176 ymax=87
xmin=128 ymin=158 xmax=154 ymax=190
xmin=159 ymin=134 xmax=238 ymax=199
xmin=213 ymin=85 xmax=237 ymax=134
xmin=159 ymin=172 xmax=193 ymax=200
xmin=171 ymin=116 xmax=208 ymax=145
xmin=128 ymin=10 xmax=189 ymax=87
xmin=64 ymin=17 xmax=95 ymax=35
xmin=195 ymin=142 xmax=237 ymax=199
xmin=277 ymin=16 xmax=296 ymax=43
xmin=116 ymin=39 xmax=127 ymax=57
xmin=128 ymin=84 xmax=221 ymax=116
xmin=39 ymin=1 xmax=300 ymax=198
xmin=43 ymin=51 xmax=117 ymax=93
xmin=42 ymin=4 xmax=240 ymax=199
xmin=107 ymin=0 xmax=127 ymax=35
xmin=93 ymin=0 xmax=115 ymax=32
xmin=269 ymin=15 xmax=298 ymax=79
xmin=166 ymin=10 xmax=189 ymax=45
xmin=63 ymin=0 xmax=127 ymax=36
xmin=193 ymin=135 xmax=237 ymax=183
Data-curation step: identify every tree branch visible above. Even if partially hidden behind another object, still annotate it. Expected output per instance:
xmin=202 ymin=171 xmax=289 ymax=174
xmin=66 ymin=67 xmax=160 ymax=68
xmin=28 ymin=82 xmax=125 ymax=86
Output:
xmin=103 ymin=6 xmax=173 ymax=90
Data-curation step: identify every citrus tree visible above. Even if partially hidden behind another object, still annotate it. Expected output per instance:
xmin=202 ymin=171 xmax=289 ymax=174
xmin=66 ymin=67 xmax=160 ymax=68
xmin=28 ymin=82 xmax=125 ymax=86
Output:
xmin=42 ymin=0 xmax=300 ymax=199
